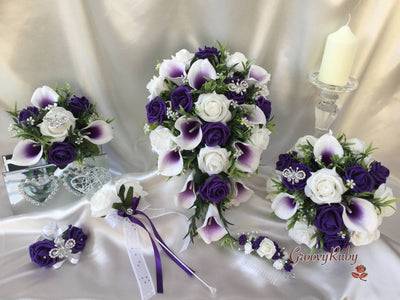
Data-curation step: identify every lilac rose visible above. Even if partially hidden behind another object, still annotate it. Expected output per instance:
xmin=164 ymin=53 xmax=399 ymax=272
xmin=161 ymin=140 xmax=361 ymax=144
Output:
xmin=47 ymin=142 xmax=76 ymax=167
xmin=170 ymin=86 xmax=193 ymax=112
xmin=322 ymin=234 xmax=350 ymax=252
xmin=68 ymin=95 xmax=93 ymax=117
xmin=314 ymin=205 xmax=343 ymax=235
xmin=255 ymin=96 xmax=272 ymax=122
xmin=282 ymin=163 xmax=312 ymax=192
xmin=201 ymin=122 xmax=230 ymax=146
xmin=29 ymin=240 xmax=58 ymax=268
xmin=369 ymin=161 xmax=390 ymax=187
xmin=199 ymin=174 xmax=230 ymax=204
xmin=64 ymin=226 xmax=88 ymax=252
xmin=343 ymin=164 xmax=375 ymax=193
xmin=18 ymin=106 xmax=39 ymax=126
xmin=145 ymin=97 xmax=167 ymax=124
xmin=195 ymin=46 xmax=220 ymax=59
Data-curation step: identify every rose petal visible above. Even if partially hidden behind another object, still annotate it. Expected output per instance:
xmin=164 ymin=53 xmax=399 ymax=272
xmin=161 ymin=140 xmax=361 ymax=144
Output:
xmin=187 ymin=59 xmax=217 ymax=90
xmin=234 ymin=141 xmax=263 ymax=173
xmin=271 ymin=193 xmax=298 ymax=220
xmin=9 ymin=139 xmax=43 ymax=166
xmin=231 ymin=181 xmax=254 ymax=206
xmin=342 ymin=197 xmax=379 ymax=233
xmin=159 ymin=59 xmax=186 ymax=85
xmin=81 ymin=120 xmax=113 ymax=145
xmin=175 ymin=171 xmax=196 ymax=209
xmin=30 ymin=86 xmax=59 ymax=108
xmin=158 ymin=149 xmax=183 ymax=176
xmin=246 ymin=65 xmax=271 ymax=85
xmin=174 ymin=117 xmax=202 ymax=150
xmin=197 ymin=204 xmax=228 ymax=244
xmin=242 ymin=104 xmax=267 ymax=125
xmin=313 ymin=131 xmax=344 ymax=165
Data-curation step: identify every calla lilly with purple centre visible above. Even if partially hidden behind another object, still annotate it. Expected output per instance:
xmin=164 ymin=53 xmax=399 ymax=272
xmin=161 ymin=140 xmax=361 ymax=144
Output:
xmin=231 ymin=181 xmax=254 ymax=207
xmin=187 ymin=59 xmax=217 ymax=90
xmin=159 ymin=59 xmax=186 ymax=85
xmin=31 ymin=86 xmax=59 ymax=108
xmin=174 ymin=117 xmax=202 ymax=150
xmin=10 ymin=139 xmax=43 ymax=166
xmin=313 ymin=131 xmax=344 ymax=165
xmin=81 ymin=120 xmax=113 ymax=145
xmin=158 ymin=149 xmax=183 ymax=176
xmin=233 ymin=141 xmax=263 ymax=173
xmin=246 ymin=65 xmax=271 ymax=85
xmin=197 ymin=204 xmax=228 ymax=244
xmin=175 ymin=171 xmax=196 ymax=209
xmin=342 ymin=197 xmax=379 ymax=233
xmin=271 ymin=193 xmax=298 ymax=220
xmin=242 ymin=104 xmax=267 ymax=125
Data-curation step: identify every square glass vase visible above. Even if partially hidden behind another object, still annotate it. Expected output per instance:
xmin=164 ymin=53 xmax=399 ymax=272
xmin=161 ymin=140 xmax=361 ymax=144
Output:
xmin=2 ymin=153 xmax=111 ymax=215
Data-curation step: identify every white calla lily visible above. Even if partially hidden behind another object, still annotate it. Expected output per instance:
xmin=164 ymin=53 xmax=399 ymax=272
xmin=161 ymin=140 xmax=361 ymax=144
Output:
xmin=197 ymin=204 xmax=228 ymax=244
xmin=313 ymin=131 xmax=344 ymax=165
xmin=246 ymin=65 xmax=271 ymax=85
xmin=158 ymin=149 xmax=183 ymax=176
xmin=30 ymin=85 xmax=59 ymax=108
xmin=174 ymin=117 xmax=202 ymax=150
xmin=175 ymin=171 xmax=196 ymax=209
xmin=272 ymin=193 xmax=298 ymax=220
xmin=9 ymin=139 xmax=43 ymax=166
xmin=81 ymin=120 xmax=113 ymax=145
xmin=231 ymin=181 xmax=254 ymax=206
xmin=342 ymin=197 xmax=379 ymax=233
xmin=242 ymin=104 xmax=267 ymax=125
xmin=159 ymin=59 xmax=186 ymax=85
xmin=233 ymin=141 xmax=263 ymax=173
xmin=187 ymin=59 xmax=217 ymax=90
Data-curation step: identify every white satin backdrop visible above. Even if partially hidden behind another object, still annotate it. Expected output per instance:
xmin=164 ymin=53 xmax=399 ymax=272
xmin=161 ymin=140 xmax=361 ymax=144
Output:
xmin=1 ymin=0 xmax=400 ymax=299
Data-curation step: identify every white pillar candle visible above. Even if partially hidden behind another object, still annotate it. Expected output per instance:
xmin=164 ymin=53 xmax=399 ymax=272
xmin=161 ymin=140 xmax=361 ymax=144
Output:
xmin=318 ymin=24 xmax=358 ymax=86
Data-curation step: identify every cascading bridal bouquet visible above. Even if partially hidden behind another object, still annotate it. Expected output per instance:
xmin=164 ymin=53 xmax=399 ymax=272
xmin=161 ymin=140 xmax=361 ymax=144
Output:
xmin=268 ymin=132 xmax=398 ymax=253
xmin=144 ymin=43 xmax=275 ymax=245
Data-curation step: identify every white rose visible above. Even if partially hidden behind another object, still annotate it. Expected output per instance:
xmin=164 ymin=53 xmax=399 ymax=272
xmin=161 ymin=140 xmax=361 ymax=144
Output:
xmin=172 ymin=49 xmax=194 ymax=70
xmin=226 ymin=52 xmax=248 ymax=72
xmin=347 ymin=138 xmax=366 ymax=154
xmin=249 ymin=127 xmax=271 ymax=150
xmin=244 ymin=241 xmax=253 ymax=255
xmin=197 ymin=146 xmax=230 ymax=175
xmin=39 ymin=107 xmax=76 ymax=142
xmin=115 ymin=176 xmax=148 ymax=199
xmin=293 ymin=135 xmax=317 ymax=158
xmin=350 ymin=229 xmax=380 ymax=246
xmin=273 ymin=259 xmax=284 ymax=270
xmin=256 ymin=238 xmax=276 ymax=259
xmin=374 ymin=183 xmax=397 ymax=217
xmin=90 ymin=182 xmax=121 ymax=218
xmin=146 ymin=75 xmax=168 ymax=100
xmin=149 ymin=126 xmax=175 ymax=154
xmin=304 ymin=168 xmax=347 ymax=204
xmin=195 ymin=92 xmax=232 ymax=123
xmin=288 ymin=221 xmax=317 ymax=249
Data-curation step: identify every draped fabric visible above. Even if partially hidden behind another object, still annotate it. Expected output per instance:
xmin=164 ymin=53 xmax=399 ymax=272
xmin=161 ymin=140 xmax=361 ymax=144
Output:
xmin=0 ymin=1 xmax=399 ymax=299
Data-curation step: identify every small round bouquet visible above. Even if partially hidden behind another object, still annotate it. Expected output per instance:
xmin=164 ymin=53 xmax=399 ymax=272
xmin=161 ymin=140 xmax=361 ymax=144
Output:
xmin=268 ymin=132 xmax=398 ymax=252
xmin=7 ymin=84 xmax=113 ymax=168
xmin=144 ymin=43 xmax=275 ymax=244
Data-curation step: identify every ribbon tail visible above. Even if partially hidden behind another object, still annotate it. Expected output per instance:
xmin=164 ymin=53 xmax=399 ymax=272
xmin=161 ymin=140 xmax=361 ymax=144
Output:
xmin=123 ymin=221 xmax=156 ymax=300
xmin=67 ymin=252 xmax=81 ymax=265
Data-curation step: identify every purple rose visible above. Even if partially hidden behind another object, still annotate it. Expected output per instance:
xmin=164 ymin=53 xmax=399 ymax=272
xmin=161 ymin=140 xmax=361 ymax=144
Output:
xmin=170 ymin=86 xmax=193 ymax=112
xmin=322 ymin=234 xmax=350 ymax=252
xmin=343 ymin=164 xmax=375 ymax=193
xmin=29 ymin=240 xmax=58 ymax=268
xmin=255 ymin=96 xmax=272 ymax=122
xmin=282 ymin=163 xmax=312 ymax=192
xmin=369 ymin=161 xmax=389 ymax=187
xmin=224 ymin=77 xmax=247 ymax=104
xmin=276 ymin=153 xmax=295 ymax=171
xmin=47 ymin=142 xmax=76 ymax=167
xmin=201 ymin=122 xmax=230 ymax=146
xmin=195 ymin=46 xmax=220 ymax=59
xmin=199 ymin=174 xmax=230 ymax=204
xmin=314 ymin=205 xmax=344 ymax=235
xmin=284 ymin=262 xmax=294 ymax=272
xmin=64 ymin=226 xmax=88 ymax=252
xmin=145 ymin=97 xmax=167 ymax=124
xmin=68 ymin=95 xmax=93 ymax=116
xmin=18 ymin=106 xmax=39 ymax=127
xmin=271 ymin=242 xmax=282 ymax=260
xmin=238 ymin=234 xmax=247 ymax=246
xmin=252 ymin=236 xmax=265 ymax=250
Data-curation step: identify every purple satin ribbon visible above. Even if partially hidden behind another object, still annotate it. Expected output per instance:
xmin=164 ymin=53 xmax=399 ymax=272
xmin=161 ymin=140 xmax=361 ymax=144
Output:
xmin=118 ymin=197 xmax=193 ymax=294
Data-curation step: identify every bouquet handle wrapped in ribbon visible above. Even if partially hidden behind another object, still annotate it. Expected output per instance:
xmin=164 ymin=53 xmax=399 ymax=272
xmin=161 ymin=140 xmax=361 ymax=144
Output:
xmin=90 ymin=176 xmax=216 ymax=300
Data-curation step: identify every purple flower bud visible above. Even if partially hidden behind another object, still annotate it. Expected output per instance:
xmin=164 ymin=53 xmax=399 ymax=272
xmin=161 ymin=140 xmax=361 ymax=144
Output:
xmin=195 ymin=46 xmax=220 ymax=59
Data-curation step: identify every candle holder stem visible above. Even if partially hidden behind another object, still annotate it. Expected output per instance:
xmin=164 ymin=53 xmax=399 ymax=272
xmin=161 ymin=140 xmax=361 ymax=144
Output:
xmin=309 ymin=71 xmax=358 ymax=137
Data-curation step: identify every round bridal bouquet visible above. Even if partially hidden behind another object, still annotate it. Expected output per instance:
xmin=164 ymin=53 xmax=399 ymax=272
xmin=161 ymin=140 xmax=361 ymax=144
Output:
xmin=7 ymin=84 xmax=114 ymax=168
xmin=144 ymin=43 xmax=275 ymax=245
xmin=268 ymin=132 xmax=398 ymax=252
